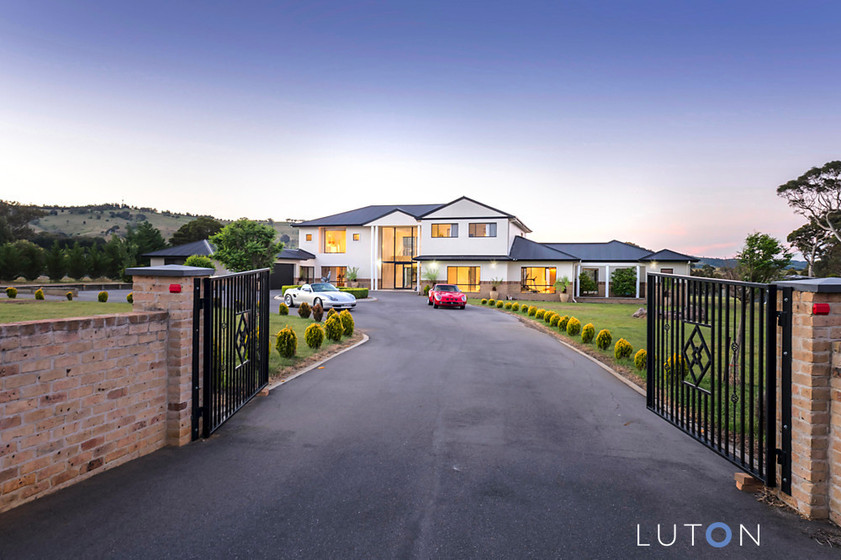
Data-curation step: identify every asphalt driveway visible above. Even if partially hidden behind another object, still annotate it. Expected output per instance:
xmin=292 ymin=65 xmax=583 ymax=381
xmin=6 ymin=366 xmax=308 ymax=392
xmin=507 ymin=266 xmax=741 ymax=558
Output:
xmin=0 ymin=292 xmax=836 ymax=559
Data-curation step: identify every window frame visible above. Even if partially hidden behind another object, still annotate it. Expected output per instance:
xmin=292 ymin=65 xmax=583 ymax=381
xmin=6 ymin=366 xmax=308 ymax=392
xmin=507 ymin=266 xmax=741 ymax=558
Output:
xmin=468 ymin=222 xmax=497 ymax=238
xmin=446 ymin=266 xmax=480 ymax=292
xmin=431 ymin=223 xmax=458 ymax=238
xmin=520 ymin=266 xmax=557 ymax=294
xmin=322 ymin=229 xmax=347 ymax=254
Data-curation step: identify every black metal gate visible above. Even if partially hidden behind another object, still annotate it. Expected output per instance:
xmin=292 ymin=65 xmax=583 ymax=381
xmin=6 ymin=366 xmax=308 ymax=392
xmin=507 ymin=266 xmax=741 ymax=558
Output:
xmin=646 ymin=273 xmax=791 ymax=492
xmin=192 ymin=268 xmax=270 ymax=439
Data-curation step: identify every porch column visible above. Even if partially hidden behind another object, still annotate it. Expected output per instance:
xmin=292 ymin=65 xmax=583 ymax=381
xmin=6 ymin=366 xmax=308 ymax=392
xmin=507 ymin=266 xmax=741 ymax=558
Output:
xmin=605 ymin=265 xmax=610 ymax=298
xmin=635 ymin=265 xmax=641 ymax=298
xmin=576 ymin=264 xmax=581 ymax=298
xmin=372 ymin=226 xmax=378 ymax=291
xmin=416 ymin=224 xmax=421 ymax=291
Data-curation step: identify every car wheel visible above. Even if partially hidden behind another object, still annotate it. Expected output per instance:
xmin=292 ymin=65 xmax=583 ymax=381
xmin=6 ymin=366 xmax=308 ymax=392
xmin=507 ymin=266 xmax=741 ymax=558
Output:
xmin=433 ymin=303 xmax=438 ymax=309
xmin=428 ymin=299 xmax=432 ymax=306
xmin=284 ymin=294 xmax=294 ymax=307
xmin=313 ymin=298 xmax=322 ymax=308
xmin=460 ymin=305 xmax=465 ymax=309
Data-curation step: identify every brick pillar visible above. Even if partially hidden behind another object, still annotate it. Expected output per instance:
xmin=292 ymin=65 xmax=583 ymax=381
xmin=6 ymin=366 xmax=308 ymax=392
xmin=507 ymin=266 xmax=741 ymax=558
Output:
xmin=831 ymin=342 xmax=841 ymax=525
xmin=126 ymin=265 xmax=214 ymax=447
xmin=776 ymin=278 xmax=841 ymax=520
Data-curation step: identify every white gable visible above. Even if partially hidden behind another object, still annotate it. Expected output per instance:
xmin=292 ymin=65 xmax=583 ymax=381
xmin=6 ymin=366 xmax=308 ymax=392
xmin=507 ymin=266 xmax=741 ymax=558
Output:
xmin=364 ymin=210 xmax=419 ymax=227
xmin=421 ymin=197 xmax=507 ymax=220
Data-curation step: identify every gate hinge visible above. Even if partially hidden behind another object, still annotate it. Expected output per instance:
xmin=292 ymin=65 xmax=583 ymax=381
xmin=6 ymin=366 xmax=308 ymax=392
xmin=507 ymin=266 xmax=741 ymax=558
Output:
xmin=776 ymin=310 xmax=787 ymax=327
xmin=775 ymin=448 xmax=786 ymax=465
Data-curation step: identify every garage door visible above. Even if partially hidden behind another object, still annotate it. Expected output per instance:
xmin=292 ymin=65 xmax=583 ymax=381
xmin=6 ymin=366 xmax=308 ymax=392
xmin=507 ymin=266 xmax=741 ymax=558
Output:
xmin=270 ymin=263 xmax=295 ymax=290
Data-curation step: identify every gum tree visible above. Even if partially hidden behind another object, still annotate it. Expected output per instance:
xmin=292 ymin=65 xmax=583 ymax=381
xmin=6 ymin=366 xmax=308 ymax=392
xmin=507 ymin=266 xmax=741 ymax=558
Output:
xmin=777 ymin=161 xmax=841 ymax=243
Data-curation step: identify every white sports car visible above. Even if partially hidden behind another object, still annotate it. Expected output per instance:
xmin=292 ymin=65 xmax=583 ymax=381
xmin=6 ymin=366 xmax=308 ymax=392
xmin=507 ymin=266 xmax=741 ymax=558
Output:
xmin=280 ymin=283 xmax=357 ymax=310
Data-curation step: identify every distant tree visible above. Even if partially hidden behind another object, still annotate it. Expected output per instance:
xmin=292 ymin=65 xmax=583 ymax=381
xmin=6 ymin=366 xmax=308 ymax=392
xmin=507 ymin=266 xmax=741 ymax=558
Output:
xmin=170 ymin=216 xmax=223 ymax=246
xmin=44 ymin=241 xmax=67 ymax=282
xmin=814 ymin=242 xmax=841 ymax=278
xmin=66 ymin=241 xmax=87 ymax=280
xmin=210 ymin=219 xmax=282 ymax=272
xmin=280 ymin=234 xmax=290 ymax=244
xmin=787 ymin=221 xmax=832 ymax=277
xmin=184 ymin=255 xmax=216 ymax=270
xmin=87 ymin=245 xmax=105 ymax=279
xmin=736 ymin=232 xmax=792 ymax=283
xmin=691 ymin=264 xmax=718 ymax=278
xmin=126 ymin=221 xmax=167 ymax=266
xmin=777 ymin=161 xmax=841 ymax=244
xmin=0 ymin=200 xmax=46 ymax=243
xmin=103 ymin=235 xmax=131 ymax=280
xmin=16 ymin=240 xmax=45 ymax=281
xmin=0 ymin=243 xmax=23 ymax=281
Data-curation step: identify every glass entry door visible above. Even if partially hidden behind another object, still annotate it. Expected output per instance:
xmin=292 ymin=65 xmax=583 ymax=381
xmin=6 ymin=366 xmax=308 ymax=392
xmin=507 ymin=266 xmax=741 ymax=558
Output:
xmin=396 ymin=263 xmax=417 ymax=290
xmin=379 ymin=226 xmax=417 ymax=290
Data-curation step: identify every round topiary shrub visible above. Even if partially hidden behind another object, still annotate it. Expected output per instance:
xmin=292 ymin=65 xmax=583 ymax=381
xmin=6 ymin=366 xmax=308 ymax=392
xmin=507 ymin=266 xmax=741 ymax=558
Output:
xmin=544 ymin=312 xmax=555 ymax=324
xmin=326 ymin=308 xmax=338 ymax=320
xmin=325 ymin=315 xmax=343 ymax=341
xmin=511 ymin=303 xmax=520 ymax=311
xmin=311 ymin=302 xmax=324 ymax=322
xmin=488 ymin=298 xmax=496 ymax=307
xmin=126 ymin=292 xmax=133 ymax=304
xmin=34 ymin=288 xmax=45 ymax=300
xmin=614 ymin=338 xmax=633 ymax=360
xmin=504 ymin=302 xmax=512 ymax=310
xmin=581 ymin=323 xmax=595 ymax=343
xmin=298 ymin=301 xmax=311 ymax=319
xmin=304 ymin=323 xmax=325 ymax=349
xmin=664 ymin=353 xmax=686 ymax=378
xmin=566 ymin=317 xmax=581 ymax=336
xmin=278 ymin=302 xmax=289 ymax=315
xmin=481 ymin=298 xmax=488 ymax=305
xmin=275 ymin=326 xmax=297 ymax=358
xmin=66 ymin=291 xmax=73 ymax=301
xmin=535 ymin=309 xmax=545 ymax=320
xmin=557 ymin=315 xmax=570 ymax=330
xmin=634 ymin=349 xmax=647 ymax=370
xmin=596 ymin=329 xmax=612 ymax=350
xmin=521 ymin=305 xmax=530 ymax=314
xmin=339 ymin=310 xmax=354 ymax=336
xmin=528 ymin=306 xmax=537 ymax=317
xmin=549 ymin=314 xmax=560 ymax=327
xmin=496 ymin=300 xmax=504 ymax=308
xmin=98 ymin=291 xmax=108 ymax=303
xmin=5 ymin=287 xmax=17 ymax=299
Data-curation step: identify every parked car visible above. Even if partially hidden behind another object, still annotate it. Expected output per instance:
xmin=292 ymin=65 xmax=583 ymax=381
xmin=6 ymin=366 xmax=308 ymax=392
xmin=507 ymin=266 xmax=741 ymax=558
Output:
xmin=428 ymin=284 xmax=467 ymax=309
xmin=281 ymin=283 xmax=357 ymax=310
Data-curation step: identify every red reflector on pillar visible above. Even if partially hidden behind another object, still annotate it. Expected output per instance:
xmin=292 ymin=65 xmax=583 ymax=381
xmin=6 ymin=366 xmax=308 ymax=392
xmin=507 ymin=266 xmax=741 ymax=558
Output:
xmin=169 ymin=284 xmax=182 ymax=293
xmin=813 ymin=303 xmax=830 ymax=315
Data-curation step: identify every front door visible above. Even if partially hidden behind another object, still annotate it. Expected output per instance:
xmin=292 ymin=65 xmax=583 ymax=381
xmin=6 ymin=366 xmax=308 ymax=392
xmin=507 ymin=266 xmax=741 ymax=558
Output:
xmin=395 ymin=263 xmax=417 ymax=290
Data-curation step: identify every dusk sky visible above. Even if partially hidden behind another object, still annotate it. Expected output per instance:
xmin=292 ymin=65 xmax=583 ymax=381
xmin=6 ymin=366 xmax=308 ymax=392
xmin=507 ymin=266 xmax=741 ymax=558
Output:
xmin=1 ymin=1 xmax=839 ymax=257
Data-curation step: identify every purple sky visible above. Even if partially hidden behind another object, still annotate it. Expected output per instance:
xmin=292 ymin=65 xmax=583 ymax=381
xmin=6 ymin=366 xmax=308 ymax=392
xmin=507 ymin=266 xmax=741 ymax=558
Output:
xmin=1 ymin=1 xmax=839 ymax=257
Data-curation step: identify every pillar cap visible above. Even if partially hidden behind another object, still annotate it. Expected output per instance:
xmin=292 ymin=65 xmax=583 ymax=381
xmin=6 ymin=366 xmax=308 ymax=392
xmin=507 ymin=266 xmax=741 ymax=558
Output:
xmin=774 ymin=278 xmax=841 ymax=293
xmin=125 ymin=265 xmax=215 ymax=278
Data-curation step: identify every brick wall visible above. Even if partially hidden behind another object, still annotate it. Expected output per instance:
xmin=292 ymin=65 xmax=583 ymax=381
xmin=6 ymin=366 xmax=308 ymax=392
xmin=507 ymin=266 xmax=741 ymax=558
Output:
xmin=831 ymin=342 xmax=841 ymax=525
xmin=0 ymin=312 xmax=168 ymax=513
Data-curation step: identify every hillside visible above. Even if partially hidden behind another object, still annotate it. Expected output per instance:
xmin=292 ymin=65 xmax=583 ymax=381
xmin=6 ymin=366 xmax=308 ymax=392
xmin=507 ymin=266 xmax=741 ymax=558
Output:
xmin=26 ymin=203 xmax=298 ymax=248
xmin=696 ymin=257 xmax=807 ymax=271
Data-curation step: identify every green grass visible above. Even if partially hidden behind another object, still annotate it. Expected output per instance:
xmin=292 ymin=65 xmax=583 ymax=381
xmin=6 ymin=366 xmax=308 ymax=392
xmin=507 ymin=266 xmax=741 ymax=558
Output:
xmin=268 ymin=312 xmax=348 ymax=373
xmin=0 ymin=300 xmax=132 ymax=323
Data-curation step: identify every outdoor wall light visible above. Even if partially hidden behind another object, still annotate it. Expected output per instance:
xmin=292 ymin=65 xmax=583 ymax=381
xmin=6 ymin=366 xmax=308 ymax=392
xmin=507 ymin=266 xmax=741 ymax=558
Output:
xmin=813 ymin=303 xmax=830 ymax=315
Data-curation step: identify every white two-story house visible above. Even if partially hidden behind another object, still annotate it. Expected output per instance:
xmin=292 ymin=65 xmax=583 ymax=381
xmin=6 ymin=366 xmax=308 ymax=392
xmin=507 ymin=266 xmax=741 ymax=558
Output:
xmin=277 ymin=196 xmax=696 ymax=300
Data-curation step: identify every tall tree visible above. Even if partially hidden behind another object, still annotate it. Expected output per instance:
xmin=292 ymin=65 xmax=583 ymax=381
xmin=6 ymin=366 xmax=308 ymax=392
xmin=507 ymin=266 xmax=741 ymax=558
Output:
xmin=736 ymin=232 xmax=792 ymax=283
xmin=15 ymin=240 xmax=45 ymax=281
xmin=87 ymin=244 xmax=105 ymax=279
xmin=103 ymin=235 xmax=131 ymax=280
xmin=0 ymin=200 xmax=46 ymax=244
xmin=44 ymin=240 xmax=67 ymax=282
xmin=787 ymin=221 xmax=831 ymax=277
xmin=777 ymin=161 xmax=841 ymax=243
xmin=66 ymin=241 xmax=87 ymax=280
xmin=170 ymin=216 xmax=223 ymax=246
xmin=0 ymin=243 xmax=23 ymax=281
xmin=126 ymin=221 xmax=167 ymax=266
xmin=210 ymin=219 xmax=282 ymax=272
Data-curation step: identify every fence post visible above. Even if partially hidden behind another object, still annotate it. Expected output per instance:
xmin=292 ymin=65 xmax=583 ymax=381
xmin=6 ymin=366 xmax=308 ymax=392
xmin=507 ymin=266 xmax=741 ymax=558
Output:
xmin=774 ymin=278 xmax=841 ymax=521
xmin=126 ymin=265 xmax=214 ymax=447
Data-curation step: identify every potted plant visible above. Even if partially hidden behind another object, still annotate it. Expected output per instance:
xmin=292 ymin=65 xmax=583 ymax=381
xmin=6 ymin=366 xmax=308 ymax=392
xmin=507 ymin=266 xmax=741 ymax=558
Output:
xmin=554 ymin=276 xmax=571 ymax=302
xmin=346 ymin=266 xmax=360 ymax=288
xmin=422 ymin=269 xmax=438 ymax=295
xmin=489 ymin=277 xmax=503 ymax=300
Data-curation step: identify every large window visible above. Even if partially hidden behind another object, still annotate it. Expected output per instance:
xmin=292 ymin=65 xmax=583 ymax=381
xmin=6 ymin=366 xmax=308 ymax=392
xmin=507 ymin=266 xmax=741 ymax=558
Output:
xmin=320 ymin=266 xmax=347 ymax=287
xmin=431 ymin=223 xmax=458 ymax=238
xmin=469 ymin=223 xmax=497 ymax=237
xmin=521 ymin=267 xmax=556 ymax=294
xmin=447 ymin=266 xmax=480 ymax=292
xmin=323 ymin=230 xmax=346 ymax=253
xmin=299 ymin=266 xmax=315 ymax=284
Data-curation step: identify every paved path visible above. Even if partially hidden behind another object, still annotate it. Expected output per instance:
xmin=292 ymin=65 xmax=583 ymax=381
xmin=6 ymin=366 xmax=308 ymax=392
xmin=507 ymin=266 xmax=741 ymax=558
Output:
xmin=0 ymin=292 xmax=836 ymax=558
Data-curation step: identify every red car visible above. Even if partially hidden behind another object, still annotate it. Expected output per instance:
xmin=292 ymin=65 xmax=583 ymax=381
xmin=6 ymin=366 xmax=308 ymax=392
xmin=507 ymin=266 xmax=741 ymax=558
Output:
xmin=428 ymin=284 xmax=467 ymax=309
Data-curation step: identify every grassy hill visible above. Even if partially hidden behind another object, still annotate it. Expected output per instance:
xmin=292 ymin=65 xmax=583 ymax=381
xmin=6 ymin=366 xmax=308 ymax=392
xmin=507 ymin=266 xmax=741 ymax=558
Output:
xmin=27 ymin=204 xmax=298 ymax=248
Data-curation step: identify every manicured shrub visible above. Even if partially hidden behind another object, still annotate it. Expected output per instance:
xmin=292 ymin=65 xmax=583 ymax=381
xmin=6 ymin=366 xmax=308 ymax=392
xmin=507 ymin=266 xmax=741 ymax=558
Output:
xmin=66 ymin=291 xmax=73 ymax=301
xmin=488 ymin=298 xmax=496 ymax=307
xmin=304 ymin=323 xmax=325 ymax=349
xmin=544 ymin=311 xmax=555 ymax=324
xmin=5 ymin=287 xmax=17 ymax=298
xmin=326 ymin=308 xmax=338 ymax=320
xmin=596 ymin=329 xmax=612 ymax=350
xmin=614 ymin=338 xmax=634 ymax=360
xmin=339 ymin=310 xmax=354 ymax=336
xmin=634 ymin=349 xmax=647 ymax=370
xmin=535 ymin=309 xmax=545 ymax=320
xmin=281 ymin=285 xmax=302 ymax=294
xmin=339 ymin=287 xmax=368 ymax=299
xmin=521 ymin=305 xmax=529 ymax=314
xmin=423 ymin=285 xmax=431 ymax=296
xmin=566 ymin=317 xmax=581 ymax=336
xmin=664 ymin=354 xmax=686 ymax=378
xmin=549 ymin=314 xmax=560 ymax=327
xmin=275 ymin=326 xmax=297 ymax=358
xmin=512 ymin=303 xmax=520 ymax=311
xmin=298 ymin=301 xmax=311 ymax=319
xmin=581 ymin=323 xmax=595 ymax=343
xmin=126 ymin=292 xmax=133 ymax=304
xmin=504 ymin=302 xmax=513 ymax=310
xmin=98 ymin=291 xmax=108 ymax=303
xmin=278 ymin=302 xmax=289 ymax=315
xmin=528 ymin=306 xmax=537 ymax=317
xmin=481 ymin=298 xmax=488 ymax=305
xmin=184 ymin=255 xmax=215 ymax=270
xmin=34 ymin=288 xmax=45 ymax=300
xmin=325 ymin=315 xmax=343 ymax=341
xmin=496 ymin=300 xmax=504 ymax=308
xmin=311 ymin=302 xmax=324 ymax=322
xmin=557 ymin=315 xmax=570 ymax=330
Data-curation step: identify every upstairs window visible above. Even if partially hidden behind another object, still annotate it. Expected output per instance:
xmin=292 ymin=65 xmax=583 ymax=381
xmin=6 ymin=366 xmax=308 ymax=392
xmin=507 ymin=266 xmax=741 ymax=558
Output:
xmin=323 ymin=229 xmax=346 ymax=253
xmin=305 ymin=234 xmax=312 ymax=242
xmin=469 ymin=223 xmax=497 ymax=237
xmin=431 ymin=223 xmax=458 ymax=238
xmin=352 ymin=233 xmax=361 ymax=241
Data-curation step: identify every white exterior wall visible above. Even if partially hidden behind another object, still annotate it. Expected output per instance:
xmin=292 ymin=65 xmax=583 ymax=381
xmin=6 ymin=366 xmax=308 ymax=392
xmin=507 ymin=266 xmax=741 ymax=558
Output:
xmin=641 ymin=261 xmax=692 ymax=276
xmin=421 ymin=260 xmax=509 ymax=291
xmin=296 ymin=226 xmax=373 ymax=278
xmin=508 ymin=222 xmax=527 ymax=251
xmin=420 ymin=218 xmax=510 ymax=256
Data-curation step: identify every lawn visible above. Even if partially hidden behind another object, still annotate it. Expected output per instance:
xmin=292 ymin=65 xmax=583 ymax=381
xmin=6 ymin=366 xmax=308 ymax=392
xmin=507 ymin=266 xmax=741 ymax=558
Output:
xmin=267 ymin=311 xmax=356 ymax=376
xmin=0 ymin=300 xmax=132 ymax=323
xmin=469 ymin=298 xmax=647 ymax=374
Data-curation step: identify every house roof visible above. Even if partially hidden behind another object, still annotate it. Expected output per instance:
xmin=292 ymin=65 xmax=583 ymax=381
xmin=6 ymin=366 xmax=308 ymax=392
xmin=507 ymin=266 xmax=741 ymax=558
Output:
xmin=143 ymin=239 xmax=215 ymax=258
xmin=638 ymin=249 xmax=699 ymax=262
xmin=418 ymin=196 xmax=532 ymax=233
xmin=508 ymin=236 xmax=578 ymax=261
xmin=294 ymin=204 xmax=444 ymax=227
xmin=543 ymin=240 xmax=653 ymax=262
xmin=276 ymin=248 xmax=315 ymax=260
